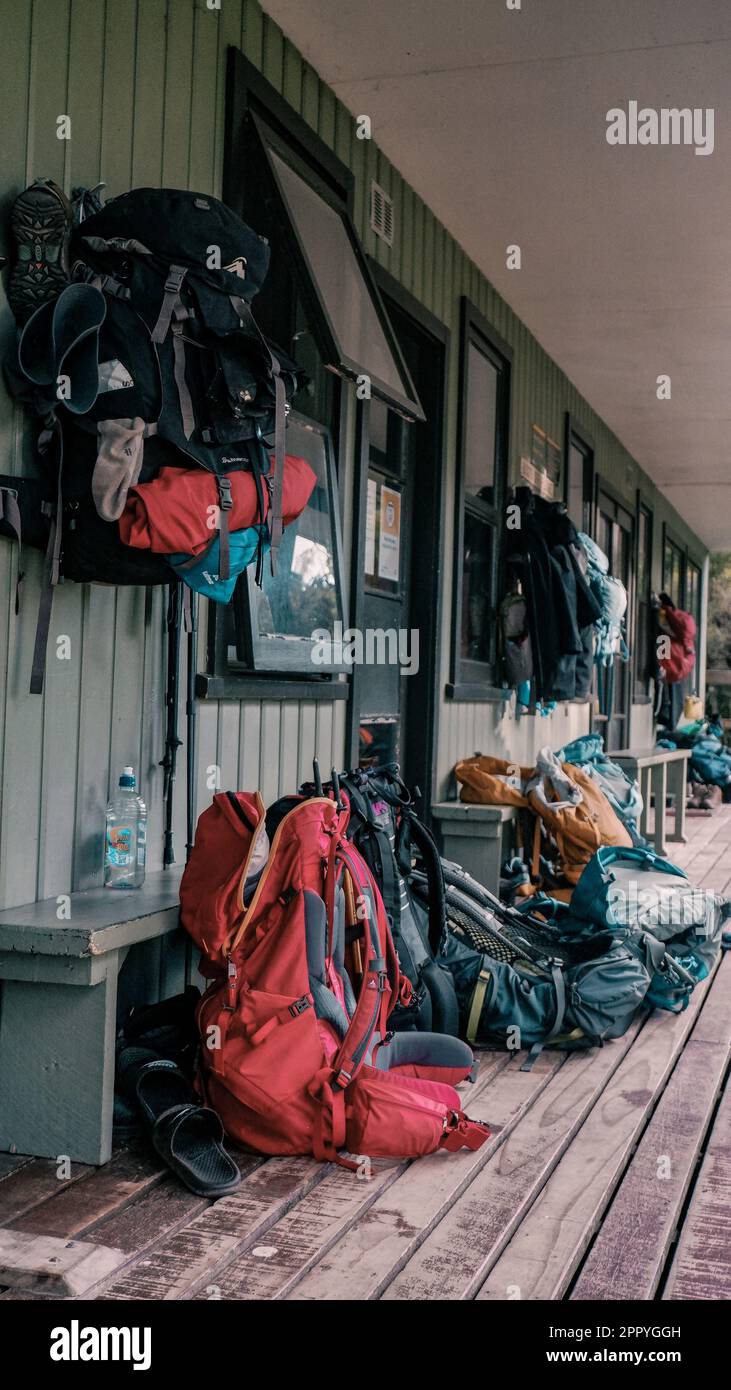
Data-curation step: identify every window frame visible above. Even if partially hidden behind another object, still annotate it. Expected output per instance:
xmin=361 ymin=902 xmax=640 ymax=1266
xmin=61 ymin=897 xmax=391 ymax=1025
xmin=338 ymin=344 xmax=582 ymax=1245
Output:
xmin=205 ymin=49 xmax=353 ymax=699
xmin=246 ymin=110 xmax=424 ymax=424
xmin=633 ymin=491 xmax=655 ymax=702
xmin=228 ymin=411 xmax=348 ymax=675
xmin=563 ymin=413 xmax=595 ymax=536
xmin=448 ymin=298 xmax=512 ymax=699
xmin=662 ymin=523 xmax=688 ymax=605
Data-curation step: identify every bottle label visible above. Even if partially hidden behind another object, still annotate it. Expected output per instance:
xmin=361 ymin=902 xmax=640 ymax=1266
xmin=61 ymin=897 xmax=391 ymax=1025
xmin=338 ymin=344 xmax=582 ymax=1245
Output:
xmin=107 ymin=826 xmax=133 ymax=867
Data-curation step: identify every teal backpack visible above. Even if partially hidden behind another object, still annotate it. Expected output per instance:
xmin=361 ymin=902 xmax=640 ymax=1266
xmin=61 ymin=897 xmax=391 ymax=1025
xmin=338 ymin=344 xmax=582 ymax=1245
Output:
xmin=567 ymin=846 xmax=724 ymax=1012
xmin=440 ymin=898 xmax=650 ymax=1070
xmin=559 ymin=733 xmax=644 ymax=840
xmin=578 ymin=532 xmax=629 ymax=718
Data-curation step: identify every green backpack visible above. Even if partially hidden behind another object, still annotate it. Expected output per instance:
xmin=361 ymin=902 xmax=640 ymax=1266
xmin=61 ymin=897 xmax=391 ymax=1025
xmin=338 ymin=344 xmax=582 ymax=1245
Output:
xmin=437 ymin=875 xmax=650 ymax=1070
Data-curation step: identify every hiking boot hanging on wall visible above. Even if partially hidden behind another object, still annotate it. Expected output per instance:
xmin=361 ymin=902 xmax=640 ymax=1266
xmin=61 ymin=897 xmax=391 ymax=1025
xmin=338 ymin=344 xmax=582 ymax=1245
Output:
xmin=8 ymin=178 xmax=73 ymax=325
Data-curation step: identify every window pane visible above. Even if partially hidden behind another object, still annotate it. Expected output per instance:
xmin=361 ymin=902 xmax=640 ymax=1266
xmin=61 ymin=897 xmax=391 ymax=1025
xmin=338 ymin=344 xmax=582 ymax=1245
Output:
xmin=461 ymin=511 xmax=493 ymax=664
xmin=464 ymin=342 xmax=498 ymax=502
xmin=567 ymin=443 xmax=585 ymax=528
xmin=252 ymin=419 xmax=340 ymax=642
xmin=269 ymin=147 xmax=410 ymax=403
xmin=637 ymin=508 xmax=650 ymax=594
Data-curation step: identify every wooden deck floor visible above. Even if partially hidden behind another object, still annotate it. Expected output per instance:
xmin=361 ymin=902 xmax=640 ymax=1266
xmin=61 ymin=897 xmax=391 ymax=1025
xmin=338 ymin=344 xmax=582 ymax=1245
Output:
xmin=1 ymin=805 xmax=729 ymax=1302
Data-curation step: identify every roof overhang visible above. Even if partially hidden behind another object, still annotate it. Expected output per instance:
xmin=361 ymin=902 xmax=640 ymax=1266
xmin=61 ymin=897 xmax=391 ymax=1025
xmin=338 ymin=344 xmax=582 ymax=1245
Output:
xmin=262 ymin=0 xmax=731 ymax=550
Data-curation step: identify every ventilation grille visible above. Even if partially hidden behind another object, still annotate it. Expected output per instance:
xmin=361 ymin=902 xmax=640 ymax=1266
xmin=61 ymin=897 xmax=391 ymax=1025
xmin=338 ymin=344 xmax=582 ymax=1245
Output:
xmin=370 ymin=181 xmax=394 ymax=246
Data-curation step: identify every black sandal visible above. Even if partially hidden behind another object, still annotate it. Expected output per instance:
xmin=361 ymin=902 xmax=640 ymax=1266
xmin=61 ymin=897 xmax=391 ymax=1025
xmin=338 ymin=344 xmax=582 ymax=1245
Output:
xmin=118 ymin=1046 xmax=240 ymax=1199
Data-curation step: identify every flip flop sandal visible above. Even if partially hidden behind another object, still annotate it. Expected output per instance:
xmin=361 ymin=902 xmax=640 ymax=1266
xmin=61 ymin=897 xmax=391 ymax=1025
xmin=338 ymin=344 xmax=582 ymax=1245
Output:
xmin=118 ymin=1047 xmax=240 ymax=1199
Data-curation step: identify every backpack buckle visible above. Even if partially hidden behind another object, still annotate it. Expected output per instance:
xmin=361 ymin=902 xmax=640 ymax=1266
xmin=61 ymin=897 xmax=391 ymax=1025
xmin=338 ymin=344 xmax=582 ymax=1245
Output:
xmin=289 ymin=995 xmax=311 ymax=1018
xmin=217 ymin=477 xmax=233 ymax=511
xmin=377 ymin=970 xmax=389 ymax=992
xmin=164 ymin=267 xmax=187 ymax=294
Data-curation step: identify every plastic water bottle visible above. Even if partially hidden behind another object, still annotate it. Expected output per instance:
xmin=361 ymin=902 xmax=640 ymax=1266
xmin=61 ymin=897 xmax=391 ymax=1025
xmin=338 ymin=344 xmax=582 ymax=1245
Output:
xmin=104 ymin=767 xmax=147 ymax=889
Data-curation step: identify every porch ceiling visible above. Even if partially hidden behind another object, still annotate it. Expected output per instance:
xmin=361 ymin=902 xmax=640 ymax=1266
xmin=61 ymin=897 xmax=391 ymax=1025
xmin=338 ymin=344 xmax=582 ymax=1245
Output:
xmin=261 ymin=0 xmax=731 ymax=551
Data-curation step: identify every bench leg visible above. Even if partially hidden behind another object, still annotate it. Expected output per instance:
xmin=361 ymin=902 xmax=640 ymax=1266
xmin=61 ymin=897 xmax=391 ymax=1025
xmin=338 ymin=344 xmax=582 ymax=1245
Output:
xmin=0 ymin=962 xmax=118 ymax=1166
xmin=666 ymin=759 xmax=688 ymax=846
xmin=639 ymin=767 xmax=652 ymax=840
xmin=651 ymin=761 xmax=669 ymax=858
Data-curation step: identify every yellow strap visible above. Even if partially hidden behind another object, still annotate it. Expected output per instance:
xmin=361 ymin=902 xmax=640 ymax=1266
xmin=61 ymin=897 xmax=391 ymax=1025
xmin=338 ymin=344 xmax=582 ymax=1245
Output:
xmin=466 ymin=966 xmax=492 ymax=1045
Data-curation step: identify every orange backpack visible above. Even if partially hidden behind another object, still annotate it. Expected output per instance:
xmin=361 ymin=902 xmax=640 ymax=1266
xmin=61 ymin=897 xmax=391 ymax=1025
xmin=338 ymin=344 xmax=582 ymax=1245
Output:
xmin=454 ymin=755 xmax=532 ymax=808
xmin=528 ymin=762 xmax=632 ymax=886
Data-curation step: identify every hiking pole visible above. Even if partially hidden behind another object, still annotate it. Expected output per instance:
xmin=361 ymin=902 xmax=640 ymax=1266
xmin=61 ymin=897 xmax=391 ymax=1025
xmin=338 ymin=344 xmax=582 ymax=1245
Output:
xmin=160 ymin=582 xmax=183 ymax=868
xmin=332 ymin=767 xmax=344 ymax=812
xmin=184 ymin=587 xmax=198 ymax=984
xmin=313 ymin=758 xmax=323 ymax=797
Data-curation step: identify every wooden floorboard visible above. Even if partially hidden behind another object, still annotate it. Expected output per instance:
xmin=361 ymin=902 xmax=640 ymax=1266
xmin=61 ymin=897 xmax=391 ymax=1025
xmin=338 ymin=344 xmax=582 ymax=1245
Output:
xmin=571 ymin=956 xmax=731 ymax=1300
xmin=474 ymin=964 xmax=718 ymax=1300
xmin=381 ymin=1019 xmax=644 ymax=1301
xmin=190 ymin=1051 xmax=508 ymax=1301
xmin=661 ymin=1073 xmax=731 ymax=1300
xmin=288 ymin=1051 xmax=565 ymax=1301
xmin=0 ymin=805 xmax=727 ymax=1301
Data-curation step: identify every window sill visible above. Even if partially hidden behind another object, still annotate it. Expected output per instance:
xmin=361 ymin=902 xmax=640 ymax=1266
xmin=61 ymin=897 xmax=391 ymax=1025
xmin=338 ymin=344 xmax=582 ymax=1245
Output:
xmin=196 ymin=674 xmax=349 ymax=701
xmin=445 ymin=683 xmax=511 ymax=704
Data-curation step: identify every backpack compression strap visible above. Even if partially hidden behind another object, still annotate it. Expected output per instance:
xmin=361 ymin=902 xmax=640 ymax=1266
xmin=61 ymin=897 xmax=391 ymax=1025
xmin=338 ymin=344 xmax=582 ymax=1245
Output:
xmin=30 ymin=416 xmax=64 ymax=695
xmin=230 ymin=295 xmax=285 ymax=572
xmin=0 ymin=485 xmax=23 ymax=615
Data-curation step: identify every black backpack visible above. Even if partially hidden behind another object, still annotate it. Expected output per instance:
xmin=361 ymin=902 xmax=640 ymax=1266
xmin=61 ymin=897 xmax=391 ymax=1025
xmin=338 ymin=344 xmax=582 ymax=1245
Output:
xmin=5 ymin=185 xmax=304 ymax=690
xmin=301 ymin=765 xmax=462 ymax=1036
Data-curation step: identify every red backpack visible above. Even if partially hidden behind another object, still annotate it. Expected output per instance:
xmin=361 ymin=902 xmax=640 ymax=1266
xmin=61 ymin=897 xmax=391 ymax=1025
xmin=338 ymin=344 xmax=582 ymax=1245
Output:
xmin=659 ymin=600 xmax=696 ymax=684
xmin=179 ymin=789 xmax=490 ymax=1166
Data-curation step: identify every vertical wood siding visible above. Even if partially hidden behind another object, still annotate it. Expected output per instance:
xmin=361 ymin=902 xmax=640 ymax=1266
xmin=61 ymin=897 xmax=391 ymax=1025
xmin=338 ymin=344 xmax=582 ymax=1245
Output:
xmin=0 ymin=0 xmax=707 ymax=906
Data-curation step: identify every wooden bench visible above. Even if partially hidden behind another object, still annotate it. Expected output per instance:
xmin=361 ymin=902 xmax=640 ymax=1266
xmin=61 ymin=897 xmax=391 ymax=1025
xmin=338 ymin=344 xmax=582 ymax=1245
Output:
xmin=432 ymin=802 xmax=517 ymax=895
xmin=611 ymin=747 xmax=690 ymax=857
xmin=0 ymin=869 xmax=184 ymax=1167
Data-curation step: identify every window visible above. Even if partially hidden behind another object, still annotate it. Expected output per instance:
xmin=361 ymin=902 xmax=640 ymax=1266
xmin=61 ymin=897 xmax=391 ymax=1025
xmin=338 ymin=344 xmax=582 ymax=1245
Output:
xmin=634 ymin=500 xmax=654 ymax=697
xmin=251 ymin=115 xmax=423 ymax=423
xmin=663 ymin=531 xmax=686 ymax=606
xmin=686 ymin=559 xmax=702 ymax=687
xmin=564 ymin=417 xmax=594 ymax=535
xmin=223 ymin=413 xmax=346 ymax=674
xmin=661 ymin=528 xmax=705 ymax=689
xmin=451 ymin=300 xmax=511 ymax=691
xmin=210 ymin=55 xmax=424 ymax=694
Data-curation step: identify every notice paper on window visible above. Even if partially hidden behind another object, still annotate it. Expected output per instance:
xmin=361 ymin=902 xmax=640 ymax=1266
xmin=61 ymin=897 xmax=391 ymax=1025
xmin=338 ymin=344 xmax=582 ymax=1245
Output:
xmin=378 ymin=484 xmax=401 ymax=582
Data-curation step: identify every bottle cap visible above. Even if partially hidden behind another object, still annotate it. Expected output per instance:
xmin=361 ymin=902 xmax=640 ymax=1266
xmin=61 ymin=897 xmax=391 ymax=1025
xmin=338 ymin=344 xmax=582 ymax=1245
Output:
xmin=119 ymin=767 xmax=136 ymax=788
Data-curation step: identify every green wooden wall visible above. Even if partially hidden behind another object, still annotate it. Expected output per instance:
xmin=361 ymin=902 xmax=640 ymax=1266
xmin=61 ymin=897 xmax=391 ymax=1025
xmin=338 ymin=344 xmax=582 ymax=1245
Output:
xmin=0 ymin=0 xmax=707 ymax=908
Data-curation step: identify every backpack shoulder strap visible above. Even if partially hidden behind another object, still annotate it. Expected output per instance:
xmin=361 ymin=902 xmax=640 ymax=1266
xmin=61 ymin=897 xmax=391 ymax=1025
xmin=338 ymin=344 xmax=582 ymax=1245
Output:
xmin=404 ymin=810 xmax=445 ymax=957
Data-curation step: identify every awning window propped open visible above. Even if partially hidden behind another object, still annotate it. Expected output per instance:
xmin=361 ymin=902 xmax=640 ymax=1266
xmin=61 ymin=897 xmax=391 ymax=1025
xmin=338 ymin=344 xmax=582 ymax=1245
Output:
xmin=252 ymin=115 xmax=424 ymax=423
